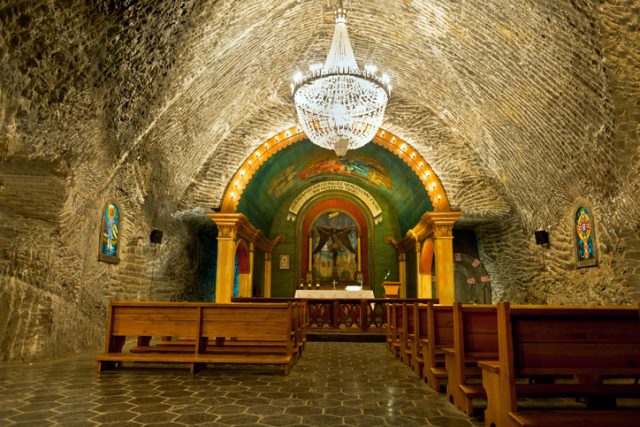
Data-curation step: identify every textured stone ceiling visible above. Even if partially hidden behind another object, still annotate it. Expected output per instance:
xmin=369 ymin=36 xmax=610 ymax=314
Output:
xmin=1 ymin=0 xmax=638 ymax=231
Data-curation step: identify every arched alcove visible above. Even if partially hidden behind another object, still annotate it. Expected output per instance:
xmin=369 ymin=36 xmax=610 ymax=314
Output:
xmin=235 ymin=240 xmax=250 ymax=297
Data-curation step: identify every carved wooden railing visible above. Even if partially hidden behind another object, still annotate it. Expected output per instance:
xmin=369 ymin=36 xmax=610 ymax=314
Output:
xmin=232 ymin=297 xmax=438 ymax=333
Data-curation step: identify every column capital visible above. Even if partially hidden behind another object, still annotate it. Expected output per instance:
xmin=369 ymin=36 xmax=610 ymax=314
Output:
xmin=208 ymin=213 xmax=242 ymax=240
xmin=433 ymin=223 xmax=454 ymax=238
xmin=427 ymin=211 xmax=461 ymax=239
xmin=399 ymin=210 xmax=462 ymax=246
xmin=384 ymin=236 xmax=405 ymax=253
xmin=424 ymin=211 xmax=462 ymax=226
xmin=209 ymin=212 xmax=285 ymax=251
xmin=216 ymin=224 xmax=238 ymax=240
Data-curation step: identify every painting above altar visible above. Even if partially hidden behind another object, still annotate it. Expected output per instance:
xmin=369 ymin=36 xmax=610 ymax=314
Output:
xmin=311 ymin=211 xmax=359 ymax=283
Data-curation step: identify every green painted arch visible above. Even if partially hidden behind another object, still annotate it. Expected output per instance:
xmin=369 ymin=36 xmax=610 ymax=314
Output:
xmin=236 ymin=139 xmax=432 ymax=234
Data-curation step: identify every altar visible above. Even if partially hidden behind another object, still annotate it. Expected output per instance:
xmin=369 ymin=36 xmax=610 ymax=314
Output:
xmin=294 ymin=289 xmax=375 ymax=299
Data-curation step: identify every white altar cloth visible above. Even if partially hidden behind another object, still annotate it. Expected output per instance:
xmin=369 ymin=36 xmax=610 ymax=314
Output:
xmin=294 ymin=290 xmax=375 ymax=299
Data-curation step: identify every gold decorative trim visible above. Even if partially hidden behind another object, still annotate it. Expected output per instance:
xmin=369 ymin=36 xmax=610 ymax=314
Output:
xmin=220 ymin=127 xmax=450 ymax=212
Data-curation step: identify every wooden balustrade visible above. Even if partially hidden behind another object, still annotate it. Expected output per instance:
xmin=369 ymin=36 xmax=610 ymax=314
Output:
xmin=233 ymin=298 xmax=437 ymax=333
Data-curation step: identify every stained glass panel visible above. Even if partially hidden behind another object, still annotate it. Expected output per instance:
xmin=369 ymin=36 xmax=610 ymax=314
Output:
xmin=575 ymin=207 xmax=595 ymax=264
xmin=102 ymin=203 xmax=120 ymax=257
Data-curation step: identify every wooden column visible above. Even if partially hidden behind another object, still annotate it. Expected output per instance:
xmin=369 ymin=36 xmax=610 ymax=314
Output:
xmin=213 ymin=223 xmax=238 ymax=304
xmin=427 ymin=212 xmax=461 ymax=304
xmin=397 ymin=211 xmax=461 ymax=303
xmin=414 ymin=240 xmax=421 ymax=298
xmin=421 ymin=274 xmax=434 ymax=298
xmin=248 ymin=241 xmax=255 ymax=296
xmin=209 ymin=213 xmax=284 ymax=302
xmin=357 ymin=234 xmax=362 ymax=273
xmin=399 ymin=252 xmax=407 ymax=298
xmin=238 ymin=274 xmax=251 ymax=297
xmin=264 ymin=253 xmax=272 ymax=297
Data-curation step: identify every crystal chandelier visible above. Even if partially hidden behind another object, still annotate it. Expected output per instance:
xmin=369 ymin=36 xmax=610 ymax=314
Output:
xmin=292 ymin=1 xmax=391 ymax=157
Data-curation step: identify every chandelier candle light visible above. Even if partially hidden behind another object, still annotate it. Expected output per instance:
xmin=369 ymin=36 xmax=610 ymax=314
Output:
xmin=292 ymin=0 xmax=391 ymax=157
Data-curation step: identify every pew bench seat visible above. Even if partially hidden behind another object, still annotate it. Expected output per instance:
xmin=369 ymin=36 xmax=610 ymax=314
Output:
xmin=424 ymin=345 xmax=448 ymax=390
xmin=509 ymin=410 xmax=640 ymax=427
xmin=429 ymin=366 xmax=448 ymax=383
xmin=97 ymin=352 xmax=294 ymax=374
xmin=131 ymin=343 xmax=292 ymax=355
xmin=459 ymin=383 xmax=485 ymax=400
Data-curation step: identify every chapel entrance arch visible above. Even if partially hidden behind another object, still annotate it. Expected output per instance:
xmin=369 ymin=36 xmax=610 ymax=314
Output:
xmin=211 ymin=127 xmax=462 ymax=303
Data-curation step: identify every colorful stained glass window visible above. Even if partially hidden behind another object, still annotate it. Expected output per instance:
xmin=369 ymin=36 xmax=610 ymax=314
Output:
xmin=99 ymin=203 xmax=120 ymax=262
xmin=575 ymin=207 xmax=596 ymax=266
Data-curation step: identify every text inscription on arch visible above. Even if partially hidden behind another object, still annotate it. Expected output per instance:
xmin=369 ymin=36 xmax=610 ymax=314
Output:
xmin=287 ymin=181 xmax=382 ymax=224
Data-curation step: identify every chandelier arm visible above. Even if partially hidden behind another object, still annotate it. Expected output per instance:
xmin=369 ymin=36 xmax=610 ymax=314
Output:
xmin=292 ymin=72 xmax=390 ymax=98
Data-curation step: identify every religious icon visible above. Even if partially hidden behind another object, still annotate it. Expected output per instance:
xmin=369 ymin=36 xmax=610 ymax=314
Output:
xmin=311 ymin=211 xmax=358 ymax=283
xmin=279 ymin=254 xmax=290 ymax=270
xmin=574 ymin=206 xmax=597 ymax=268
xmin=98 ymin=202 xmax=121 ymax=264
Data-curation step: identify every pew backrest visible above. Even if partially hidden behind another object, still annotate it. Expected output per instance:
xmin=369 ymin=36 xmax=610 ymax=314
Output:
xmin=105 ymin=301 xmax=295 ymax=354
xmin=106 ymin=302 xmax=201 ymax=352
xmin=454 ymin=303 xmax=498 ymax=358
xmin=431 ymin=304 xmax=454 ymax=348
xmin=508 ymin=304 xmax=640 ymax=376
xmin=401 ymin=303 xmax=416 ymax=337
xmin=451 ymin=303 xmax=498 ymax=386
xmin=498 ymin=302 xmax=640 ymax=412
xmin=200 ymin=303 xmax=292 ymax=343
xmin=415 ymin=303 xmax=429 ymax=341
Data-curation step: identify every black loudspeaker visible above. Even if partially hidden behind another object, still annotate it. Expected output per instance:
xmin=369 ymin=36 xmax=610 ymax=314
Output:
xmin=150 ymin=229 xmax=163 ymax=244
xmin=534 ymin=230 xmax=549 ymax=245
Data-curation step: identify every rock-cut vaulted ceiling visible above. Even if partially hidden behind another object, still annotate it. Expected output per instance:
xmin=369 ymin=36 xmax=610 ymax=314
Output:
xmin=0 ymin=0 xmax=638 ymax=233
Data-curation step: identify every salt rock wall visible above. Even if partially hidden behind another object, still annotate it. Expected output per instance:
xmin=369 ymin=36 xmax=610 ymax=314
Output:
xmin=0 ymin=1 xmax=205 ymax=362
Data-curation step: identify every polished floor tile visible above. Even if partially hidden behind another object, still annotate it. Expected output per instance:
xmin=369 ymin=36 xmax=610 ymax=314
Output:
xmin=0 ymin=342 xmax=483 ymax=426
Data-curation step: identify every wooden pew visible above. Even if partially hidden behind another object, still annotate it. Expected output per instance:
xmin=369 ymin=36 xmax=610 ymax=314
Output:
xmin=386 ymin=302 xmax=404 ymax=357
xmin=480 ymin=302 xmax=640 ymax=427
xmin=199 ymin=303 xmax=296 ymax=372
xmin=231 ymin=298 xmax=308 ymax=354
xmin=142 ymin=301 xmax=307 ymax=359
xmin=97 ymin=301 xmax=298 ymax=374
xmin=422 ymin=303 xmax=454 ymax=391
xmin=444 ymin=303 xmax=498 ymax=415
xmin=410 ymin=303 xmax=429 ymax=377
xmin=400 ymin=303 xmax=417 ymax=366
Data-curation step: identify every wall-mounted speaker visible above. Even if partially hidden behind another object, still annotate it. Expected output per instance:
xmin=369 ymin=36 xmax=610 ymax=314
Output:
xmin=150 ymin=229 xmax=163 ymax=244
xmin=534 ymin=230 xmax=549 ymax=246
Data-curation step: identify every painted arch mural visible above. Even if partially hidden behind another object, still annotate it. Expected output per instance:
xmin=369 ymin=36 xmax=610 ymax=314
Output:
xmin=216 ymin=127 xmax=451 ymax=297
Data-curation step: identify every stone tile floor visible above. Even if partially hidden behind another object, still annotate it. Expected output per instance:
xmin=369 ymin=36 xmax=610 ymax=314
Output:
xmin=0 ymin=342 xmax=483 ymax=426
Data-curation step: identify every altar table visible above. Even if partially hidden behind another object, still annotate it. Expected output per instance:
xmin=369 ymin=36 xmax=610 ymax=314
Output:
xmin=294 ymin=290 xmax=375 ymax=299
